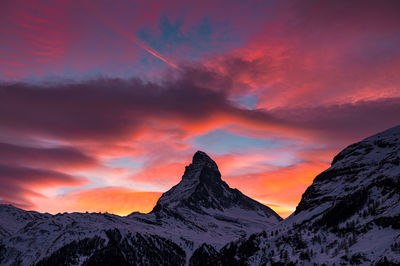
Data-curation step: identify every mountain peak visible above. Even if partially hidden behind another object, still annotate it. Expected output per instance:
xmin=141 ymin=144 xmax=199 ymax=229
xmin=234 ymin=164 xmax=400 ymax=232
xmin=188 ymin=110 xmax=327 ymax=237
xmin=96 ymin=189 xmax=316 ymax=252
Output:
xmin=180 ymin=151 xmax=220 ymax=183
xmin=152 ymin=151 xmax=281 ymax=223
xmin=153 ymin=151 xmax=223 ymax=210
xmin=192 ymin=150 xmax=218 ymax=168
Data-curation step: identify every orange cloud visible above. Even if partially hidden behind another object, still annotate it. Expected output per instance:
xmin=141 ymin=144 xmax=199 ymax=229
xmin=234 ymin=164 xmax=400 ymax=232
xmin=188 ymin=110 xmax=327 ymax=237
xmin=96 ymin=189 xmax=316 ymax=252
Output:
xmin=34 ymin=187 xmax=162 ymax=216
xmin=131 ymin=161 xmax=188 ymax=188
xmin=211 ymin=149 xmax=330 ymax=219
xmin=223 ymin=159 xmax=329 ymax=218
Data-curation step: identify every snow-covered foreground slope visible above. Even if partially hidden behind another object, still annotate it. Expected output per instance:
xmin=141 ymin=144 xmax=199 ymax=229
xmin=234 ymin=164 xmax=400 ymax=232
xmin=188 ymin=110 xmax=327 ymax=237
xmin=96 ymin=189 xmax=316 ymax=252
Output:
xmin=0 ymin=151 xmax=281 ymax=266
xmin=204 ymin=126 xmax=400 ymax=265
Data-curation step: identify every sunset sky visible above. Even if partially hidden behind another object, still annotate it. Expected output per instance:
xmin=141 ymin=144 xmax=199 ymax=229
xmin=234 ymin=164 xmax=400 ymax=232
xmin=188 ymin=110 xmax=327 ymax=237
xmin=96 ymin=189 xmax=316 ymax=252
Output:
xmin=1 ymin=0 xmax=400 ymax=218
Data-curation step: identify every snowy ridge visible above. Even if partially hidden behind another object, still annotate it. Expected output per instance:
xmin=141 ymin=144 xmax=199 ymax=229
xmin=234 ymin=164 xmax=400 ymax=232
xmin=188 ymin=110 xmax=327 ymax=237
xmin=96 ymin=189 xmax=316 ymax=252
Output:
xmin=205 ymin=125 xmax=400 ymax=265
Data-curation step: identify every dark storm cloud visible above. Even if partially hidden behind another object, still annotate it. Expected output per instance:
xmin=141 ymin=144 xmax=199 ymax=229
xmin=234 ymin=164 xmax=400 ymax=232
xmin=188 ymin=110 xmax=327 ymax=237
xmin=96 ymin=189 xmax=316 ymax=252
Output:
xmin=0 ymin=76 xmax=284 ymax=142
xmin=271 ymin=97 xmax=400 ymax=143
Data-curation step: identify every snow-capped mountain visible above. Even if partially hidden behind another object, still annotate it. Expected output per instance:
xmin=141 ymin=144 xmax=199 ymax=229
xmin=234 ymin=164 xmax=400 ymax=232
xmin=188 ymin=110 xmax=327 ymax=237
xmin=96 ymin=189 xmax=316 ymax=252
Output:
xmin=205 ymin=125 xmax=400 ymax=265
xmin=0 ymin=151 xmax=281 ymax=266
xmin=149 ymin=151 xmax=281 ymax=242
xmin=154 ymin=151 xmax=278 ymax=215
xmin=2 ymin=125 xmax=400 ymax=265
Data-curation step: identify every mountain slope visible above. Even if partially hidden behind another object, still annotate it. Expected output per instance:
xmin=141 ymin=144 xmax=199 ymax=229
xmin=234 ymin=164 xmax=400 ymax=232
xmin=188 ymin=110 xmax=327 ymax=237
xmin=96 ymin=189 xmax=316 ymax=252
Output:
xmin=154 ymin=151 xmax=280 ymax=218
xmin=293 ymin=125 xmax=400 ymax=227
xmin=147 ymin=151 xmax=281 ymax=246
xmin=0 ymin=151 xmax=281 ymax=265
xmin=210 ymin=125 xmax=400 ymax=265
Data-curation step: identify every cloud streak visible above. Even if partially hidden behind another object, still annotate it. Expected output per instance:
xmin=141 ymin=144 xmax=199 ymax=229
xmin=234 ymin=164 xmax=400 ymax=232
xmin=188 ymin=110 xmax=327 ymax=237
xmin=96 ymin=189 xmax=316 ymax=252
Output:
xmin=0 ymin=163 xmax=87 ymax=209
xmin=83 ymin=3 xmax=179 ymax=69
xmin=0 ymin=142 xmax=98 ymax=170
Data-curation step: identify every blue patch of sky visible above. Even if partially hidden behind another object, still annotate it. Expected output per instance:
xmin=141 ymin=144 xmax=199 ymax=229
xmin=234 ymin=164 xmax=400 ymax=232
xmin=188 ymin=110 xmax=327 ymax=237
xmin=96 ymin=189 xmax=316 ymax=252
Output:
xmin=136 ymin=15 xmax=242 ymax=60
xmin=191 ymin=129 xmax=280 ymax=154
xmin=57 ymin=157 xmax=148 ymax=196
xmin=105 ymin=156 xmax=144 ymax=171
xmin=56 ymin=175 xmax=102 ymax=196
xmin=232 ymin=93 xmax=259 ymax=109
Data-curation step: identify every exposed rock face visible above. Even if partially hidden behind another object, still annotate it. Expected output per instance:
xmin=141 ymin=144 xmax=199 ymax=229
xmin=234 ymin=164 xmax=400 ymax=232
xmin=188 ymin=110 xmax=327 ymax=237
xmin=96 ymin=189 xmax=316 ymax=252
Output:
xmin=0 ymin=151 xmax=281 ymax=265
xmin=294 ymin=125 xmax=400 ymax=226
xmin=154 ymin=151 xmax=281 ymax=220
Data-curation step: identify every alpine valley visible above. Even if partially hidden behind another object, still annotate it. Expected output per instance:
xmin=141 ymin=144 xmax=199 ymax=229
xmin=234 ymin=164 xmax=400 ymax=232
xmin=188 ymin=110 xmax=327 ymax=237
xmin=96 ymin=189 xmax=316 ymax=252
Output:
xmin=1 ymin=126 xmax=400 ymax=266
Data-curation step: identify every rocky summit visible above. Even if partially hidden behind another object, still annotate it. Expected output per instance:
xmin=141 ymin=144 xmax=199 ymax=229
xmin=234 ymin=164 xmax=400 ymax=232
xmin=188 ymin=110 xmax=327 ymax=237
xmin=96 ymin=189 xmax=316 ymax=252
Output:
xmin=153 ymin=151 xmax=281 ymax=220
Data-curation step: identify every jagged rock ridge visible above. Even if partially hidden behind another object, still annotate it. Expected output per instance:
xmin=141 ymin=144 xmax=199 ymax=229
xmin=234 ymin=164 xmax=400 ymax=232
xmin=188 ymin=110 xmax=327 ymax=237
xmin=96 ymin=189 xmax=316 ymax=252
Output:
xmin=153 ymin=151 xmax=281 ymax=219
